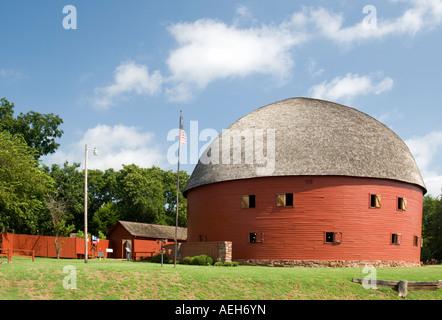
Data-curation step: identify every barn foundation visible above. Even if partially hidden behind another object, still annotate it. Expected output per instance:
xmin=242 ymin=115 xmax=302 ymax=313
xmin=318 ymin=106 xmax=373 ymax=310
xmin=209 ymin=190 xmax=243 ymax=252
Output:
xmin=237 ymin=259 xmax=421 ymax=267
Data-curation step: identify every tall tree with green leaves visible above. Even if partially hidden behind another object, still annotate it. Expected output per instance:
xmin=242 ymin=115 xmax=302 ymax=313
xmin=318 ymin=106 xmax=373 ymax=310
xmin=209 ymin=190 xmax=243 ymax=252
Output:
xmin=422 ymin=194 xmax=442 ymax=261
xmin=91 ymin=201 xmax=120 ymax=237
xmin=42 ymin=162 xmax=85 ymax=229
xmin=115 ymin=164 xmax=166 ymax=224
xmin=0 ymin=98 xmax=63 ymax=158
xmin=0 ymin=132 xmax=53 ymax=234
xmin=163 ymin=169 xmax=189 ymax=227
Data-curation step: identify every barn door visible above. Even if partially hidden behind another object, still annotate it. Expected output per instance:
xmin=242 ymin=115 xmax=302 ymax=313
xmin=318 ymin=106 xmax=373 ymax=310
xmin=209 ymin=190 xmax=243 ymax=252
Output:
xmin=122 ymin=239 xmax=132 ymax=260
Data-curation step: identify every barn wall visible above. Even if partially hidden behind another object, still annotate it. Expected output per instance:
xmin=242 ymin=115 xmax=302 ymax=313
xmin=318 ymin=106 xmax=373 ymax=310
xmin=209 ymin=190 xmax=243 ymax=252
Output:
xmin=133 ymin=238 xmax=158 ymax=260
xmin=133 ymin=238 xmax=177 ymax=260
xmin=186 ymin=176 xmax=424 ymax=263
xmin=107 ymin=223 xmax=133 ymax=259
xmin=106 ymin=222 xmax=186 ymax=260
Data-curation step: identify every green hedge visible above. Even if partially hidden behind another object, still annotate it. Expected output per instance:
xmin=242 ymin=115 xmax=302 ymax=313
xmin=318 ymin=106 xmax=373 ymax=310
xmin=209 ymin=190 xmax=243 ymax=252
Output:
xmin=190 ymin=254 xmax=214 ymax=266
xmin=151 ymin=254 xmax=238 ymax=267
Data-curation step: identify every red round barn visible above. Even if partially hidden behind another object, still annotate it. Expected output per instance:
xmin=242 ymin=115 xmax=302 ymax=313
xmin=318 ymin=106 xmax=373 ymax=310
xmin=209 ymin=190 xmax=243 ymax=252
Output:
xmin=184 ymin=98 xmax=426 ymax=266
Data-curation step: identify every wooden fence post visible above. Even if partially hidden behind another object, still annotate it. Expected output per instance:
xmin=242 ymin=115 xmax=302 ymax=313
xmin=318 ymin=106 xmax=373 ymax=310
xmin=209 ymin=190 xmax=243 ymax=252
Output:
xmin=398 ymin=280 xmax=408 ymax=298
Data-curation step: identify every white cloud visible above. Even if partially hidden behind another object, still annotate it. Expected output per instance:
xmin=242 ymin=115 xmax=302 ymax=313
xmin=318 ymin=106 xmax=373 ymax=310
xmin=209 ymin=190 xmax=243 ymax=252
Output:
xmin=88 ymin=1 xmax=442 ymax=105
xmin=306 ymin=58 xmax=325 ymax=78
xmin=165 ymin=17 xmax=307 ymax=101
xmin=92 ymin=61 xmax=162 ymax=109
xmin=0 ymin=68 xmax=24 ymax=81
xmin=43 ymin=124 xmax=165 ymax=171
xmin=405 ymin=131 xmax=442 ymax=197
xmin=234 ymin=5 xmax=257 ymax=25
xmin=309 ymin=72 xmax=394 ymax=103
xmin=307 ymin=0 xmax=442 ymax=45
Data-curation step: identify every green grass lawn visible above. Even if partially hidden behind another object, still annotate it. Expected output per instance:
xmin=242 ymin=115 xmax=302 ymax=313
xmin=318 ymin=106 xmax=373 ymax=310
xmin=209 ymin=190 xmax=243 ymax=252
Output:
xmin=0 ymin=257 xmax=441 ymax=300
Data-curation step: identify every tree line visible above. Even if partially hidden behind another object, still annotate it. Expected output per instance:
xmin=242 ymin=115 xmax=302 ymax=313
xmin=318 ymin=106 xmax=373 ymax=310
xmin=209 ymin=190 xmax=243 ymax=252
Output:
xmin=0 ymin=98 xmax=188 ymax=239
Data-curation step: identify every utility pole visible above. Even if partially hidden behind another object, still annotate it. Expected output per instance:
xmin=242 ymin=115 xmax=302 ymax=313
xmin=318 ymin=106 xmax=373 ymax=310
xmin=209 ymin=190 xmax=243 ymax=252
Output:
xmin=84 ymin=144 xmax=88 ymax=263
xmin=84 ymin=145 xmax=98 ymax=264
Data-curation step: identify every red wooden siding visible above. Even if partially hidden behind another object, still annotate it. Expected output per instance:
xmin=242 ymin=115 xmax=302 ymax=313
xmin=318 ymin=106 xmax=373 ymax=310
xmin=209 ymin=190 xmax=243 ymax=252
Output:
xmin=1 ymin=232 xmax=109 ymax=259
xmin=133 ymin=238 xmax=175 ymax=260
xmin=107 ymin=223 xmax=184 ymax=260
xmin=107 ymin=223 xmax=132 ymax=259
xmin=186 ymin=175 xmax=424 ymax=263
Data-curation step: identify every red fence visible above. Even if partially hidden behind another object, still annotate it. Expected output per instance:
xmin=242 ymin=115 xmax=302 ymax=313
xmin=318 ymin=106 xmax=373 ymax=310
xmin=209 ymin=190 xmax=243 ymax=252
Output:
xmin=0 ymin=232 xmax=109 ymax=259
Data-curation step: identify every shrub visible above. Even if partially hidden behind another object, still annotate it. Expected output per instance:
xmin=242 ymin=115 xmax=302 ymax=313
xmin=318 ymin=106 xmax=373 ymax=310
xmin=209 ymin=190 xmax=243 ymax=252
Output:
xmin=223 ymin=262 xmax=232 ymax=267
xmin=182 ymin=256 xmax=191 ymax=265
xmin=214 ymin=261 xmax=223 ymax=266
xmin=150 ymin=254 xmax=163 ymax=263
xmin=190 ymin=255 xmax=214 ymax=266
xmin=232 ymin=261 xmax=239 ymax=267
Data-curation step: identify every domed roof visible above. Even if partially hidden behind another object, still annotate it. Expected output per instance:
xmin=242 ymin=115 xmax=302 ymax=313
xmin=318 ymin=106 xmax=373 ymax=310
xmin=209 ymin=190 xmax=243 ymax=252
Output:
xmin=185 ymin=97 xmax=426 ymax=193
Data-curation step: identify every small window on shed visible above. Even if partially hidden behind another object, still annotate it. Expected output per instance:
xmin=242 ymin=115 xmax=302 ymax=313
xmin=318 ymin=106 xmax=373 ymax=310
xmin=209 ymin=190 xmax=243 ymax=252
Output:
xmin=391 ymin=233 xmax=402 ymax=245
xmin=325 ymin=232 xmax=342 ymax=244
xmin=249 ymin=232 xmax=263 ymax=243
xmin=370 ymin=194 xmax=381 ymax=208
xmin=277 ymin=193 xmax=293 ymax=207
xmin=398 ymin=197 xmax=407 ymax=211
xmin=241 ymin=195 xmax=256 ymax=208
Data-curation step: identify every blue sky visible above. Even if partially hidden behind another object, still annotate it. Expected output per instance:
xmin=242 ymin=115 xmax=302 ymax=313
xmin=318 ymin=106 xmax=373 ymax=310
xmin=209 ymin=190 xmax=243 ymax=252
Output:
xmin=1 ymin=0 xmax=442 ymax=196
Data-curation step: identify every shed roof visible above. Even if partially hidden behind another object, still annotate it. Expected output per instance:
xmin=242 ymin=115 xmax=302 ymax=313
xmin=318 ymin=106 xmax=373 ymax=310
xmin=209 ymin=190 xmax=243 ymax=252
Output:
xmin=115 ymin=221 xmax=187 ymax=241
xmin=185 ymin=97 xmax=426 ymax=194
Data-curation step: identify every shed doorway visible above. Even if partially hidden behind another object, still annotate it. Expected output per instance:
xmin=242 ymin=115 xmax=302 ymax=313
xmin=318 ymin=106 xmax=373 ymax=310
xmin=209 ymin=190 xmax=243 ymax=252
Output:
xmin=122 ymin=239 xmax=132 ymax=260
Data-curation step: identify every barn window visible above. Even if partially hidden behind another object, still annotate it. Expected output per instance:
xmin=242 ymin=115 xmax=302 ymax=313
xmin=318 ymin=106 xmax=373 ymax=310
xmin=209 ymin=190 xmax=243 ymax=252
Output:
xmin=391 ymin=233 xmax=402 ymax=245
xmin=249 ymin=232 xmax=264 ymax=243
xmin=413 ymin=235 xmax=421 ymax=247
xmin=397 ymin=197 xmax=407 ymax=211
xmin=277 ymin=193 xmax=293 ymax=207
xmin=325 ymin=232 xmax=342 ymax=244
xmin=370 ymin=194 xmax=381 ymax=208
xmin=241 ymin=195 xmax=256 ymax=208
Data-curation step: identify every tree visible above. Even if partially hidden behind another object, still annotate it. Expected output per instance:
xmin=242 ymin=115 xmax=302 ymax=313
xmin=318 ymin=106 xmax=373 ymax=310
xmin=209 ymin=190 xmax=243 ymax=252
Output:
xmin=115 ymin=165 xmax=166 ymax=224
xmin=46 ymin=196 xmax=75 ymax=259
xmin=0 ymin=132 xmax=53 ymax=234
xmin=42 ymin=162 xmax=85 ymax=230
xmin=162 ymin=169 xmax=189 ymax=227
xmin=0 ymin=98 xmax=63 ymax=158
xmin=422 ymin=194 xmax=442 ymax=262
xmin=42 ymin=162 xmax=189 ymax=236
xmin=91 ymin=201 xmax=120 ymax=237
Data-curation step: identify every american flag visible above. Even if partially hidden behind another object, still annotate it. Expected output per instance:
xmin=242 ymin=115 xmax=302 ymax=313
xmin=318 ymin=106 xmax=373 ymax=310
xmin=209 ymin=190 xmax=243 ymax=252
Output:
xmin=179 ymin=112 xmax=186 ymax=144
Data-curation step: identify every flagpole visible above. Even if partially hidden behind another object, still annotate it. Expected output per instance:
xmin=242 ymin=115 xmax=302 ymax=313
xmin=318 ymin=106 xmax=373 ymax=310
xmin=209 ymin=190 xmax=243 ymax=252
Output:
xmin=174 ymin=110 xmax=182 ymax=268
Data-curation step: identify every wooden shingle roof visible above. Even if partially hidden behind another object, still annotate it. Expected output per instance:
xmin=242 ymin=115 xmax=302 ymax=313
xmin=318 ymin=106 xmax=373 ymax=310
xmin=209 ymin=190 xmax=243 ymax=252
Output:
xmin=185 ymin=97 xmax=426 ymax=194
xmin=117 ymin=221 xmax=187 ymax=241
